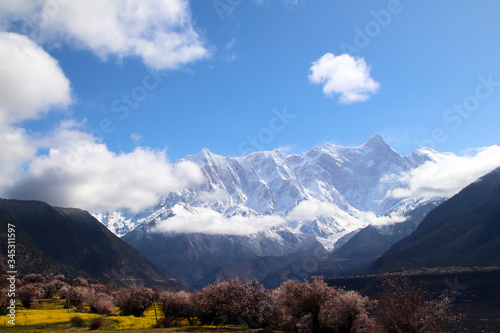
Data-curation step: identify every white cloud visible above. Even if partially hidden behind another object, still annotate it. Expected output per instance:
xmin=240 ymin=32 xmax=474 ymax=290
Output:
xmin=130 ymin=133 xmax=143 ymax=145
xmin=151 ymin=199 xmax=406 ymax=236
xmin=286 ymin=200 xmax=405 ymax=226
xmin=386 ymin=146 xmax=500 ymax=199
xmin=286 ymin=200 xmax=341 ymax=221
xmin=1 ymin=117 xmax=207 ymax=214
xmin=356 ymin=210 xmax=406 ymax=226
xmin=221 ymin=38 xmax=237 ymax=62
xmin=0 ymin=32 xmax=73 ymax=193
xmin=152 ymin=207 xmax=286 ymax=235
xmin=0 ymin=0 xmax=208 ymax=70
xmin=197 ymin=188 xmax=229 ymax=204
xmin=35 ymin=120 xmax=93 ymax=148
xmin=309 ymin=53 xmax=380 ymax=104
xmin=6 ymin=142 xmax=205 ymax=213
xmin=0 ymin=124 xmax=37 ymax=191
xmin=0 ymin=32 xmax=72 ymax=125
xmin=0 ymin=16 xmax=208 ymax=214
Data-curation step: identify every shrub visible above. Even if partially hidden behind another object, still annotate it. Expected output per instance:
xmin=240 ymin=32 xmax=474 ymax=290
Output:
xmin=240 ymin=280 xmax=277 ymax=329
xmin=115 ymin=286 xmax=153 ymax=317
xmin=70 ymin=315 xmax=86 ymax=327
xmin=22 ymin=273 xmax=45 ymax=284
xmin=375 ymin=276 xmax=463 ymax=333
xmin=160 ymin=291 xmax=196 ymax=324
xmin=90 ymin=283 xmax=108 ymax=295
xmin=89 ymin=317 xmax=104 ymax=330
xmin=38 ymin=281 xmax=59 ymax=299
xmin=319 ymin=290 xmax=378 ymax=333
xmin=54 ymin=274 xmax=66 ymax=281
xmin=72 ymin=277 xmax=89 ymax=287
xmin=58 ymin=283 xmax=70 ymax=299
xmin=66 ymin=286 xmax=91 ymax=306
xmin=90 ymin=293 xmax=115 ymax=315
xmin=274 ymin=276 xmax=337 ymax=332
xmin=18 ymin=284 xmax=39 ymax=308
xmin=190 ymin=279 xmax=278 ymax=328
xmin=194 ymin=279 xmax=247 ymax=326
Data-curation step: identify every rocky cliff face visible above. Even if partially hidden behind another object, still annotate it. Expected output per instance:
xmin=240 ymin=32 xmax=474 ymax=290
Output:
xmin=104 ymin=133 xmax=448 ymax=286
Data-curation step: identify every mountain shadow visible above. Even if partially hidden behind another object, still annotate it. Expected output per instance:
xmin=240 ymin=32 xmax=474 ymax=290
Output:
xmin=371 ymin=166 xmax=500 ymax=272
xmin=0 ymin=199 xmax=183 ymax=290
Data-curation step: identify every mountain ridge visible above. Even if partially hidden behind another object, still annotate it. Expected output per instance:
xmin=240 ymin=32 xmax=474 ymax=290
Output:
xmin=371 ymin=166 xmax=500 ymax=272
xmin=0 ymin=199 xmax=184 ymax=290
xmin=113 ymin=134 xmax=451 ymax=287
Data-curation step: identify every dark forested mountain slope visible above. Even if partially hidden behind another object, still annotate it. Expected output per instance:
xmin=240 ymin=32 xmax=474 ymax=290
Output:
xmin=0 ymin=199 xmax=183 ymax=289
xmin=371 ymin=166 xmax=500 ymax=272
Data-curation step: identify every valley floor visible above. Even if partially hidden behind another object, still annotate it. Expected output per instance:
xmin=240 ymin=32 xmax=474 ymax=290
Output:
xmin=327 ymin=267 xmax=500 ymax=333
xmin=2 ymin=268 xmax=498 ymax=332
xmin=0 ymin=299 xmax=274 ymax=333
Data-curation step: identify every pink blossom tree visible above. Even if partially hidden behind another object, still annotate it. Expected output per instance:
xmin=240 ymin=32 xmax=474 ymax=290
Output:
xmin=114 ymin=286 xmax=153 ymax=317
xmin=375 ymin=276 xmax=463 ymax=333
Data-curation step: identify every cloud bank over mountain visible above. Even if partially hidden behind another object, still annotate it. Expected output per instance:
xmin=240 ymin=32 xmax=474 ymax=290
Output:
xmin=0 ymin=2 xmax=208 ymax=213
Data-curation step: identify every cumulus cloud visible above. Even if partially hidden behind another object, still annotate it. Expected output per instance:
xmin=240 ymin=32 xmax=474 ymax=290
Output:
xmin=355 ymin=210 xmax=406 ymax=226
xmin=0 ymin=124 xmax=36 ymax=191
xmin=0 ymin=0 xmax=208 ymax=70
xmin=309 ymin=53 xmax=380 ymax=104
xmin=286 ymin=200 xmax=341 ymax=221
xmin=386 ymin=146 xmax=500 ymax=199
xmin=1 ymin=117 xmax=207 ymax=214
xmin=0 ymin=32 xmax=73 ymax=192
xmin=286 ymin=200 xmax=405 ymax=226
xmin=6 ymin=142 xmax=205 ymax=213
xmin=152 ymin=207 xmax=286 ymax=235
xmin=151 ymin=199 xmax=407 ymax=236
xmin=0 ymin=32 xmax=72 ymax=124
xmin=0 ymin=24 xmax=207 ymax=214
xmin=35 ymin=120 xmax=93 ymax=148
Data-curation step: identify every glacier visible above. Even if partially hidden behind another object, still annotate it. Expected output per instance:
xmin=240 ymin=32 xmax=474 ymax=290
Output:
xmin=97 ymin=133 xmax=445 ymax=250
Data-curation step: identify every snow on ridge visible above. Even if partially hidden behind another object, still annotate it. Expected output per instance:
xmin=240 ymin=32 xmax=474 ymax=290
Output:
xmin=96 ymin=134 xmax=450 ymax=248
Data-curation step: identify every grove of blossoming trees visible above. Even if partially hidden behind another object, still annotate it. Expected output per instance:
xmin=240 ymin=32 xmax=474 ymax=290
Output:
xmin=0 ymin=273 xmax=461 ymax=332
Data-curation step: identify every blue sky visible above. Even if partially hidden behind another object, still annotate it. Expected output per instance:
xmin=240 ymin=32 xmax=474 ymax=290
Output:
xmin=1 ymin=0 xmax=500 ymax=212
xmin=10 ymin=0 xmax=500 ymax=159
xmin=43 ymin=1 xmax=500 ymax=159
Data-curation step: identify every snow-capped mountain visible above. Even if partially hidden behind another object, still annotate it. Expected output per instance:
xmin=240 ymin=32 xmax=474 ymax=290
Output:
xmin=101 ymin=133 xmax=440 ymax=243
xmin=97 ymin=133 xmax=448 ymax=286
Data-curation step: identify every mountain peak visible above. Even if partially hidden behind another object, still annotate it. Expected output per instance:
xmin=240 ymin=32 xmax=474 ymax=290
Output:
xmin=364 ymin=132 xmax=387 ymax=147
xmin=200 ymin=147 xmax=212 ymax=155
xmin=195 ymin=147 xmax=218 ymax=160
xmin=183 ymin=148 xmax=220 ymax=165
xmin=360 ymin=133 xmax=403 ymax=160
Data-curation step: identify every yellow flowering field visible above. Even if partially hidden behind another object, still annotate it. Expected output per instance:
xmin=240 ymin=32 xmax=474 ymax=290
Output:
xmin=10 ymin=307 xmax=100 ymax=326
xmin=0 ymin=300 xmax=164 ymax=330
xmin=0 ymin=301 xmax=98 ymax=327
